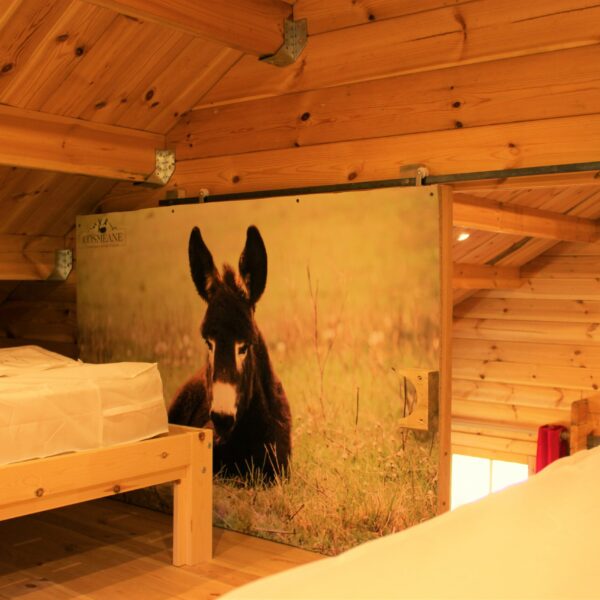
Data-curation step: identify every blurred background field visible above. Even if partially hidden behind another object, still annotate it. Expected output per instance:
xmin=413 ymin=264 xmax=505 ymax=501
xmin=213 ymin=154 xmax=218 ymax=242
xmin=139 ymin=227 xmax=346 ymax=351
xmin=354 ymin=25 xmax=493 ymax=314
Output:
xmin=78 ymin=188 xmax=441 ymax=555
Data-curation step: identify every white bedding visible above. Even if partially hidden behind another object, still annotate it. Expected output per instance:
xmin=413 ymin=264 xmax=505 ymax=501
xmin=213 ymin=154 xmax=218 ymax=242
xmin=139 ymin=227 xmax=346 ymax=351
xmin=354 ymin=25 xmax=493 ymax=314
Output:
xmin=0 ymin=346 xmax=168 ymax=465
xmin=224 ymin=447 xmax=599 ymax=599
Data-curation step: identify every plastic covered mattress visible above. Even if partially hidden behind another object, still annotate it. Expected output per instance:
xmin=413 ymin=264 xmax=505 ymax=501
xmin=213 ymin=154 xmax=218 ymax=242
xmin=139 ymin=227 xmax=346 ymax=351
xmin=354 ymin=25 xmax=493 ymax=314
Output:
xmin=0 ymin=346 xmax=169 ymax=465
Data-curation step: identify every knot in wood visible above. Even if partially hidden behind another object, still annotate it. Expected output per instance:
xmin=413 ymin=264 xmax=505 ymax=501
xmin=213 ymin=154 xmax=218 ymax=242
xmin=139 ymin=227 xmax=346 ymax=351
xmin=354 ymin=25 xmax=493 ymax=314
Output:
xmin=198 ymin=431 xmax=206 ymax=442
xmin=113 ymin=484 xmax=121 ymax=494
xmin=35 ymin=488 xmax=44 ymax=497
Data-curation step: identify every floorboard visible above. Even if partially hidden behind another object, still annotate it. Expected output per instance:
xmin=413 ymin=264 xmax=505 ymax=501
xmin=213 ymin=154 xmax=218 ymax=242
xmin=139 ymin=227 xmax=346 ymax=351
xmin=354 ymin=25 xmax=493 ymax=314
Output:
xmin=0 ymin=499 xmax=322 ymax=599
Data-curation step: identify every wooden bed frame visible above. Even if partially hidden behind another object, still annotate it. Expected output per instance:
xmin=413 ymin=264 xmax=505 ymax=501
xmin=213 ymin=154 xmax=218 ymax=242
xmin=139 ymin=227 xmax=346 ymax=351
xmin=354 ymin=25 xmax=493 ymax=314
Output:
xmin=0 ymin=424 xmax=212 ymax=566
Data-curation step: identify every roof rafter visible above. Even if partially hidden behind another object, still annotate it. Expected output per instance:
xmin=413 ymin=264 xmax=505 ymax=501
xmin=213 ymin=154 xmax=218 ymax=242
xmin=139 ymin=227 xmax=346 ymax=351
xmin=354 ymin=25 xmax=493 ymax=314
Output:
xmin=84 ymin=0 xmax=292 ymax=57
xmin=454 ymin=194 xmax=600 ymax=242
xmin=0 ymin=105 xmax=165 ymax=182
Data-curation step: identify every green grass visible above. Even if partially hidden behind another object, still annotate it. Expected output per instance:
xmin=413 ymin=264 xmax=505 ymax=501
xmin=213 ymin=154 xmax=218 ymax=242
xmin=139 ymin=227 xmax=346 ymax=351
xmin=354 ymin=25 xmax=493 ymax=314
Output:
xmin=78 ymin=188 xmax=441 ymax=555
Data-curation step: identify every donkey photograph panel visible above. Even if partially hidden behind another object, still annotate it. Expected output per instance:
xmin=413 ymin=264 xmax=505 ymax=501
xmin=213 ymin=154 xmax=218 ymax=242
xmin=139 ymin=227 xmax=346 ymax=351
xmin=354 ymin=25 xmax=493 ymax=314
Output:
xmin=168 ymin=225 xmax=292 ymax=482
xmin=78 ymin=189 xmax=442 ymax=554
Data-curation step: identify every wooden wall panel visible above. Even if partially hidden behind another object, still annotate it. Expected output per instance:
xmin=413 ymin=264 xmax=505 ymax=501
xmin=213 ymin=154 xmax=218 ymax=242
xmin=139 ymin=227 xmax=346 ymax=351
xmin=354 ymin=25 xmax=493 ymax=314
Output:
xmin=0 ymin=277 xmax=78 ymax=358
xmin=103 ymin=113 xmax=600 ymax=211
xmin=172 ymin=45 xmax=600 ymax=161
xmin=452 ymin=240 xmax=600 ymax=462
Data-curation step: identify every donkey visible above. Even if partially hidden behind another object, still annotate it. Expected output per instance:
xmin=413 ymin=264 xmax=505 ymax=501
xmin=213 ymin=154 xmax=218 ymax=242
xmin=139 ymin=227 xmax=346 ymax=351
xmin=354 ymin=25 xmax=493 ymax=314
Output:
xmin=168 ymin=225 xmax=291 ymax=482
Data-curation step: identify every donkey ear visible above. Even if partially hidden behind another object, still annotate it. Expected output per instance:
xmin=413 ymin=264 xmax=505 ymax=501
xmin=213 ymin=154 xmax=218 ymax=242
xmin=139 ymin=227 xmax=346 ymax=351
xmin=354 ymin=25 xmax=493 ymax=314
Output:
xmin=189 ymin=227 xmax=220 ymax=301
xmin=239 ymin=226 xmax=267 ymax=305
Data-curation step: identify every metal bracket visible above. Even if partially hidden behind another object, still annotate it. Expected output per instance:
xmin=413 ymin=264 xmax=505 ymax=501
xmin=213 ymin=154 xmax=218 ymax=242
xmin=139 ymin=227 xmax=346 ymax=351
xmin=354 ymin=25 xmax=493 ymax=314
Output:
xmin=260 ymin=18 xmax=307 ymax=67
xmin=146 ymin=149 xmax=176 ymax=186
xmin=399 ymin=163 xmax=430 ymax=186
xmin=47 ymin=249 xmax=73 ymax=281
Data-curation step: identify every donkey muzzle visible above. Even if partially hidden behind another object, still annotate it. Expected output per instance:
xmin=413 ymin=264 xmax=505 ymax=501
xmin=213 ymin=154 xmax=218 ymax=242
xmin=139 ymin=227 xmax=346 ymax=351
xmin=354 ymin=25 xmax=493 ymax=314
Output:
xmin=211 ymin=382 xmax=237 ymax=438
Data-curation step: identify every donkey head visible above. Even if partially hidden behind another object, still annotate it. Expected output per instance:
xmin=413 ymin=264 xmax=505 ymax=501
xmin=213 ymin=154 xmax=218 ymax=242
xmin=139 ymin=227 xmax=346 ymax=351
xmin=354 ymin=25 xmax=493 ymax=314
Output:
xmin=188 ymin=225 xmax=267 ymax=440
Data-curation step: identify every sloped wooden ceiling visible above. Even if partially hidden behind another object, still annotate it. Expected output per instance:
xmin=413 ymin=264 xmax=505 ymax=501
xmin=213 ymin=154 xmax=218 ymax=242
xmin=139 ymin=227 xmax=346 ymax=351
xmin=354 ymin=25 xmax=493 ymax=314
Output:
xmin=0 ymin=0 xmax=238 ymax=133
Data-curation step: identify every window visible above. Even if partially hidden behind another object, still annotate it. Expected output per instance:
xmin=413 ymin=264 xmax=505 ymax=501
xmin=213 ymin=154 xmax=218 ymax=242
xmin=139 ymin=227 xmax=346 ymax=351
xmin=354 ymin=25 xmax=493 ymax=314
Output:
xmin=451 ymin=454 xmax=529 ymax=510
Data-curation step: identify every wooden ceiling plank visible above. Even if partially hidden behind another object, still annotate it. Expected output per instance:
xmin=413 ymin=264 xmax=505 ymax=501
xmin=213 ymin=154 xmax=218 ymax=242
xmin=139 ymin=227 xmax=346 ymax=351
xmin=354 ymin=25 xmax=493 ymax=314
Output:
xmin=0 ymin=169 xmax=63 ymax=234
xmin=116 ymin=40 xmax=241 ymax=133
xmin=0 ymin=2 xmax=117 ymax=111
xmin=12 ymin=174 xmax=114 ymax=236
xmin=198 ymin=0 xmax=600 ymax=107
xmin=39 ymin=15 xmax=168 ymax=118
xmin=0 ymin=233 xmax=65 ymax=280
xmin=453 ymin=263 xmax=522 ymax=290
xmin=454 ymin=195 xmax=600 ymax=242
xmin=0 ymin=104 xmax=163 ymax=181
xmin=83 ymin=0 xmax=291 ymax=56
xmin=77 ymin=26 xmax=188 ymax=126
xmin=0 ymin=0 xmax=73 ymax=99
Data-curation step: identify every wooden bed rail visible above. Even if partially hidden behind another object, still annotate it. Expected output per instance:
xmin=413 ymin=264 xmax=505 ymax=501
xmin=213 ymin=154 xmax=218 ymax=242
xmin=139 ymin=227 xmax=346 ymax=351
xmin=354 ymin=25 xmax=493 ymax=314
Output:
xmin=0 ymin=424 xmax=212 ymax=566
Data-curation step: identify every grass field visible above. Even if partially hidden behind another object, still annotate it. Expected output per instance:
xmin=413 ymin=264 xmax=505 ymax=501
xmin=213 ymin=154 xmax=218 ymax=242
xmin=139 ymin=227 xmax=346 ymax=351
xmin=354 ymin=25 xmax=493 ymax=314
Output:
xmin=78 ymin=188 xmax=441 ymax=555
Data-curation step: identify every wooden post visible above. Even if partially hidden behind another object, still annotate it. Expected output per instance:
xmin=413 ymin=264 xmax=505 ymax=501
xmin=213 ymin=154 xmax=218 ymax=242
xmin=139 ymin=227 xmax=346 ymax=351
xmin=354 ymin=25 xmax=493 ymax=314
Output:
xmin=172 ymin=427 xmax=213 ymax=565
xmin=438 ymin=185 xmax=453 ymax=514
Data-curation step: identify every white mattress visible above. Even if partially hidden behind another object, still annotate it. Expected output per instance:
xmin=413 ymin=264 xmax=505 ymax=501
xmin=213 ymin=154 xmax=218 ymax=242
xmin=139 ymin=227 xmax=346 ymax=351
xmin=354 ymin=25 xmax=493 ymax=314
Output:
xmin=0 ymin=346 xmax=168 ymax=466
xmin=224 ymin=446 xmax=600 ymax=599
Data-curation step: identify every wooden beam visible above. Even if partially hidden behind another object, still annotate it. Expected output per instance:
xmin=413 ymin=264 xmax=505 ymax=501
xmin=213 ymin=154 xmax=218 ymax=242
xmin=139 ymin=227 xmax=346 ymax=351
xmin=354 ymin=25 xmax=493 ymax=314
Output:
xmin=453 ymin=263 xmax=522 ymax=290
xmin=0 ymin=234 xmax=65 ymax=280
xmin=454 ymin=195 xmax=600 ymax=242
xmin=101 ymin=113 xmax=600 ymax=211
xmin=172 ymin=44 xmax=600 ymax=161
xmin=0 ymin=104 xmax=163 ymax=182
xmin=85 ymin=0 xmax=291 ymax=57
xmin=198 ymin=0 xmax=600 ymax=107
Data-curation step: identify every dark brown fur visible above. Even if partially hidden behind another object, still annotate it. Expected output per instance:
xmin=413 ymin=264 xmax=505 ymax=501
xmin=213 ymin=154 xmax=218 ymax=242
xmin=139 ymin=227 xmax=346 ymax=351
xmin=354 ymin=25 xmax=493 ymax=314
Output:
xmin=168 ymin=226 xmax=291 ymax=482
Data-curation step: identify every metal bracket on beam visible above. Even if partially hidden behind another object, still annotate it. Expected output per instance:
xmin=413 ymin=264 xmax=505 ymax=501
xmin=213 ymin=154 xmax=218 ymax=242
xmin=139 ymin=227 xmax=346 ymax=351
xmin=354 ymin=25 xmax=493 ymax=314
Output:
xmin=146 ymin=149 xmax=176 ymax=185
xmin=47 ymin=249 xmax=73 ymax=281
xmin=399 ymin=163 xmax=430 ymax=186
xmin=260 ymin=18 xmax=307 ymax=67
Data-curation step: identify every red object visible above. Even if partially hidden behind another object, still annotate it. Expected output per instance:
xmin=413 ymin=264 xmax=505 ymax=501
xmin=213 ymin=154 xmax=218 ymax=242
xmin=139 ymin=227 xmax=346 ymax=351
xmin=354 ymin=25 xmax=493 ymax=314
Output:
xmin=535 ymin=425 xmax=569 ymax=473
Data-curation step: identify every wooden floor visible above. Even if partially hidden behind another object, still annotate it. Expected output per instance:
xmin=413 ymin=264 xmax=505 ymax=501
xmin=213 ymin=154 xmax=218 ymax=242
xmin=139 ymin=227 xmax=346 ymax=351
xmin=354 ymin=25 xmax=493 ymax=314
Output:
xmin=0 ymin=499 xmax=322 ymax=599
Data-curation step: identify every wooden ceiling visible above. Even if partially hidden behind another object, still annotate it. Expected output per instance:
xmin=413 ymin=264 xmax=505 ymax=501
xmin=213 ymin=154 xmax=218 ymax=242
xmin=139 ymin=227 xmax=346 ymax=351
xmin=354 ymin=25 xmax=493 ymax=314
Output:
xmin=0 ymin=0 xmax=599 ymax=279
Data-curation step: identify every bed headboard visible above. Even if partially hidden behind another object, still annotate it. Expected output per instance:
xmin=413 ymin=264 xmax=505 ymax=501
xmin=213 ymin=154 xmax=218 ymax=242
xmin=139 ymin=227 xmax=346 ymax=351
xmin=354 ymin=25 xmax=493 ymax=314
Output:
xmin=571 ymin=397 xmax=600 ymax=453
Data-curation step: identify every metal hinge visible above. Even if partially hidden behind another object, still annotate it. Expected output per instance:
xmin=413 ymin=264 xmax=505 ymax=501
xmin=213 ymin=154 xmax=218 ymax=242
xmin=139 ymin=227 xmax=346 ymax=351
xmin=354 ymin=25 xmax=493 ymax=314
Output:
xmin=399 ymin=163 xmax=430 ymax=186
xmin=260 ymin=18 xmax=308 ymax=67
xmin=146 ymin=149 xmax=176 ymax=185
xmin=47 ymin=249 xmax=73 ymax=281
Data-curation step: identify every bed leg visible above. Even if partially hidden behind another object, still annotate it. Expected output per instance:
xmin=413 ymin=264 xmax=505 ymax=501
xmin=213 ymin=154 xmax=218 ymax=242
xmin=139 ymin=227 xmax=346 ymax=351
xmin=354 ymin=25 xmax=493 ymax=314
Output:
xmin=172 ymin=429 xmax=213 ymax=566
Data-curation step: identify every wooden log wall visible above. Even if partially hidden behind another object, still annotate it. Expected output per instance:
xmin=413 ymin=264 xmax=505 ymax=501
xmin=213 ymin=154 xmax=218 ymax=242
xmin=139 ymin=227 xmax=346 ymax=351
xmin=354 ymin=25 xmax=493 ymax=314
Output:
xmin=0 ymin=167 xmax=110 ymax=359
xmin=99 ymin=0 xmax=600 ymax=212
xmin=452 ymin=240 xmax=600 ymax=466
xmin=0 ymin=278 xmax=78 ymax=358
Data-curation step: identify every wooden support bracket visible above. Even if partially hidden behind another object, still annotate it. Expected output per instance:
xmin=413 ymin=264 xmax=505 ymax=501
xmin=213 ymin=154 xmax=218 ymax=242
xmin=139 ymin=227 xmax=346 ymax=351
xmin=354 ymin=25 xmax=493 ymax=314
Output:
xmin=396 ymin=368 xmax=439 ymax=432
